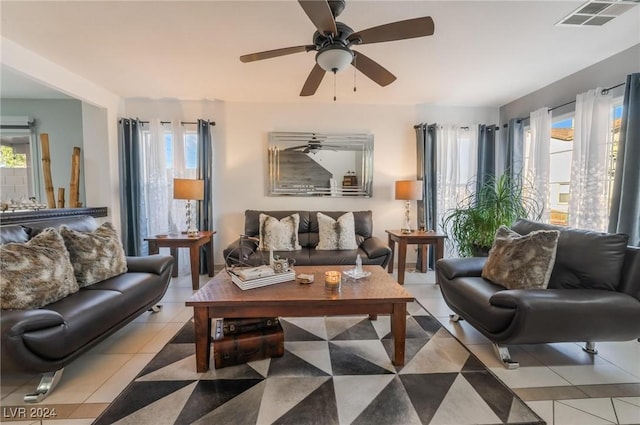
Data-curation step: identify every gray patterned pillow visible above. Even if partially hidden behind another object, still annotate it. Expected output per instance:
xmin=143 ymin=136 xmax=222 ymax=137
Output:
xmin=258 ymin=213 xmax=301 ymax=251
xmin=59 ymin=222 xmax=128 ymax=287
xmin=482 ymin=226 xmax=560 ymax=290
xmin=1 ymin=228 xmax=79 ymax=310
xmin=316 ymin=212 xmax=358 ymax=250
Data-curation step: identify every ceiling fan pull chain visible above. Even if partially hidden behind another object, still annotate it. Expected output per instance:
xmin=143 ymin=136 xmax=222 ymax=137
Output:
xmin=333 ymin=68 xmax=337 ymax=101
xmin=353 ymin=54 xmax=357 ymax=92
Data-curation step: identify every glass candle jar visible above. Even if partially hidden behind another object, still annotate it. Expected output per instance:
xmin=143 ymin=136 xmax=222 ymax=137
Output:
xmin=324 ymin=271 xmax=341 ymax=291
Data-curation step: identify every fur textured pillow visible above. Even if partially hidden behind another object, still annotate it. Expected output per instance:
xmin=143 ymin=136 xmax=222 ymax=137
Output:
xmin=1 ymin=228 xmax=79 ymax=310
xmin=258 ymin=213 xmax=301 ymax=251
xmin=482 ymin=226 xmax=560 ymax=290
xmin=316 ymin=212 xmax=358 ymax=250
xmin=59 ymin=222 xmax=128 ymax=287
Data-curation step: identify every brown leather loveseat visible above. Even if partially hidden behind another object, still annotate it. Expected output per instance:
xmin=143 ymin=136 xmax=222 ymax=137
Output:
xmin=1 ymin=215 xmax=174 ymax=402
xmin=223 ymin=210 xmax=391 ymax=268
xmin=437 ymin=219 xmax=640 ymax=369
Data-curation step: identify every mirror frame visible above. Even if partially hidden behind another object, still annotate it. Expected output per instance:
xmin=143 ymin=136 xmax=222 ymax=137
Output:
xmin=268 ymin=132 xmax=374 ymax=197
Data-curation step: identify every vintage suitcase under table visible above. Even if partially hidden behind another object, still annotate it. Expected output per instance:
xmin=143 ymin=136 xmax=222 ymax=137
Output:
xmin=212 ymin=319 xmax=284 ymax=369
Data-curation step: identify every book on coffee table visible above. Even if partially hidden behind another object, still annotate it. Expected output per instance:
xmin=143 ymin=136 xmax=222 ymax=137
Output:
xmin=230 ymin=269 xmax=296 ymax=290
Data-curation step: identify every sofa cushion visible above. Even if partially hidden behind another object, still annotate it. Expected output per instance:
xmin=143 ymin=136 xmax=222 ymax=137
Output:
xmin=482 ymin=226 xmax=559 ymax=290
xmin=258 ymin=213 xmax=302 ymax=251
xmin=316 ymin=212 xmax=358 ymax=250
xmin=59 ymin=222 xmax=128 ymax=287
xmin=1 ymin=228 xmax=79 ymax=310
xmin=512 ymin=219 xmax=629 ymax=291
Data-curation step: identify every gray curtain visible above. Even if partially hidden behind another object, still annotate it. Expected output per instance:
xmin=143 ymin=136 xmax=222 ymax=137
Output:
xmin=118 ymin=118 xmax=143 ymax=256
xmin=608 ymin=73 xmax=640 ymax=246
xmin=415 ymin=123 xmax=438 ymax=270
xmin=197 ymin=119 xmax=214 ymax=274
xmin=476 ymin=124 xmax=498 ymax=195
xmin=505 ymin=118 xmax=524 ymax=183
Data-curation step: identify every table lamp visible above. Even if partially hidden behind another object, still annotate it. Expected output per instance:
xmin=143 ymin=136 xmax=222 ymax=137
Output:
xmin=395 ymin=180 xmax=423 ymax=234
xmin=173 ymin=178 xmax=204 ymax=237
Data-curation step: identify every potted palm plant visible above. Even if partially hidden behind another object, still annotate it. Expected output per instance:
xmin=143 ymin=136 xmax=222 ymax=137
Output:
xmin=442 ymin=174 xmax=542 ymax=257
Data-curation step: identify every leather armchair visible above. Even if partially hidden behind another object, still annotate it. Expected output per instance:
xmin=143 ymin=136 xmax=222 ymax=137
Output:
xmin=437 ymin=220 xmax=640 ymax=368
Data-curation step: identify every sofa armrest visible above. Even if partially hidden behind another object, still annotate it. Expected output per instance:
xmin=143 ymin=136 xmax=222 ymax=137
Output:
xmin=223 ymin=236 xmax=259 ymax=262
xmin=1 ymin=309 xmax=65 ymax=338
xmin=360 ymin=236 xmax=391 ymax=259
xmin=436 ymin=257 xmax=487 ymax=280
xmin=126 ymin=254 xmax=174 ymax=275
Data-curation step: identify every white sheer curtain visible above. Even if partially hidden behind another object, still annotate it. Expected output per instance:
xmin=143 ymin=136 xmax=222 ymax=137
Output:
xmin=436 ymin=124 xmax=478 ymax=256
xmin=137 ymin=120 xmax=196 ymax=275
xmin=141 ymin=120 xmax=170 ymax=241
xmin=527 ymin=107 xmax=552 ymax=222
xmin=169 ymin=122 xmax=197 ymax=275
xmin=569 ymin=88 xmax=613 ymax=231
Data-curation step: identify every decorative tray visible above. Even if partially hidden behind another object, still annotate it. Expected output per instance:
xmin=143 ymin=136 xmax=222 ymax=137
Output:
xmin=343 ymin=269 xmax=371 ymax=280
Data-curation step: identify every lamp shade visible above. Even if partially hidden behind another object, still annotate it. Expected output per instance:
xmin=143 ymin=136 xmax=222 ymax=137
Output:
xmin=173 ymin=179 xmax=204 ymax=200
xmin=395 ymin=180 xmax=423 ymax=201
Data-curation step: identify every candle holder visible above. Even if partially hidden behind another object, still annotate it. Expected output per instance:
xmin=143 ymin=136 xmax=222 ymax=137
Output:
xmin=324 ymin=271 xmax=341 ymax=292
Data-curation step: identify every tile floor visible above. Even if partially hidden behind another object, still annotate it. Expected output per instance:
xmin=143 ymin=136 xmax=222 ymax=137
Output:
xmin=1 ymin=268 xmax=639 ymax=425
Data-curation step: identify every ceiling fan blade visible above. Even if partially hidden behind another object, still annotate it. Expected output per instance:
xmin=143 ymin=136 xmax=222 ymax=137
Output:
xmin=349 ymin=17 xmax=435 ymax=45
xmin=240 ymin=45 xmax=314 ymax=63
xmin=352 ymin=51 xmax=396 ymax=87
xmin=298 ymin=0 xmax=337 ymax=36
xmin=300 ymin=63 xmax=326 ymax=96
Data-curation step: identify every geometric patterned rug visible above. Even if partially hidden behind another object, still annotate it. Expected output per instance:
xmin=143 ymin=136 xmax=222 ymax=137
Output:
xmin=93 ymin=302 xmax=545 ymax=425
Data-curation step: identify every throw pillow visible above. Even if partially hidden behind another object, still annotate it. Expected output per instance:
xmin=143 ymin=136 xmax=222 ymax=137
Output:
xmin=482 ymin=226 xmax=560 ymax=290
xmin=316 ymin=212 xmax=358 ymax=250
xmin=59 ymin=222 xmax=128 ymax=287
xmin=258 ymin=213 xmax=301 ymax=251
xmin=1 ymin=228 xmax=79 ymax=310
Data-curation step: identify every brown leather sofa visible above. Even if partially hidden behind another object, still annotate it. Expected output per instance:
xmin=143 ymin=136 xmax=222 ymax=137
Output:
xmin=437 ymin=219 xmax=640 ymax=369
xmin=223 ymin=210 xmax=392 ymax=268
xmin=1 ymin=215 xmax=174 ymax=402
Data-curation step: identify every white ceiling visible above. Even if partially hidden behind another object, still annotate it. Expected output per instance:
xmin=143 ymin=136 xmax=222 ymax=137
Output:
xmin=1 ymin=1 xmax=638 ymax=106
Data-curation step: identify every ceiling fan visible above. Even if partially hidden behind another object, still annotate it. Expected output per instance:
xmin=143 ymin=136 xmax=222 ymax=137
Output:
xmin=283 ymin=135 xmax=340 ymax=154
xmin=240 ymin=0 xmax=435 ymax=97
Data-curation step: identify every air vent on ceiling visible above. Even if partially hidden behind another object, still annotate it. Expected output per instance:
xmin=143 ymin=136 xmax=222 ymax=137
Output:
xmin=557 ymin=0 xmax=639 ymax=26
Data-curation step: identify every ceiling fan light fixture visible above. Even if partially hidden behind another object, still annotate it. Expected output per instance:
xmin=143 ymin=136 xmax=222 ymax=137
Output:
xmin=316 ymin=46 xmax=354 ymax=72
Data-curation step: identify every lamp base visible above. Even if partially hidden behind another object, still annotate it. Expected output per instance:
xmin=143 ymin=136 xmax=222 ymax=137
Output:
xmin=187 ymin=228 xmax=199 ymax=237
xmin=400 ymin=228 xmax=412 ymax=234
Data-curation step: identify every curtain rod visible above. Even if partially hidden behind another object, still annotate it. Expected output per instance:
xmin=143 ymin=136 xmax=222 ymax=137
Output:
xmin=119 ymin=119 xmax=215 ymax=126
xmin=157 ymin=120 xmax=215 ymax=126
xmin=549 ymin=81 xmax=625 ymax=112
xmin=511 ymin=80 xmax=626 ymax=122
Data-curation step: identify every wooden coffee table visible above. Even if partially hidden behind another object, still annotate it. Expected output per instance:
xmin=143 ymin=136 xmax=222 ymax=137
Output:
xmin=186 ymin=265 xmax=414 ymax=372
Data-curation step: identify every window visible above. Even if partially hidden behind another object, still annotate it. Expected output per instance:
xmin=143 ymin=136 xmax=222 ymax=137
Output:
xmin=0 ymin=145 xmax=27 ymax=168
xmin=184 ymin=131 xmax=198 ymax=170
xmin=524 ymin=101 xmax=622 ymax=227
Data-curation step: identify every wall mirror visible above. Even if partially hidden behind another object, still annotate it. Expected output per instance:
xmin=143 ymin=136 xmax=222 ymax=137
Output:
xmin=268 ymin=132 xmax=373 ymax=197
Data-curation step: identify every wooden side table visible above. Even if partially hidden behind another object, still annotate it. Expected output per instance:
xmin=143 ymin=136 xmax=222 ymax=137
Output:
xmin=145 ymin=230 xmax=216 ymax=290
xmin=386 ymin=229 xmax=447 ymax=284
